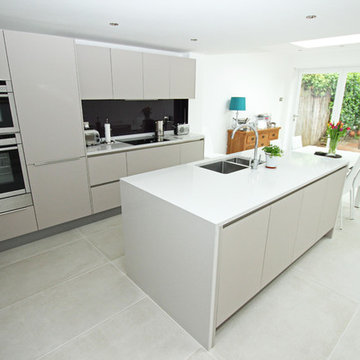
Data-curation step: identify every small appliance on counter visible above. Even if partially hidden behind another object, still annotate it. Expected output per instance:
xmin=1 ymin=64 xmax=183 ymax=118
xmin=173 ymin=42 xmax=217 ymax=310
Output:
xmin=84 ymin=129 xmax=101 ymax=146
xmin=104 ymin=118 xmax=111 ymax=144
xmin=175 ymin=123 xmax=190 ymax=136
xmin=155 ymin=119 xmax=165 ymax=142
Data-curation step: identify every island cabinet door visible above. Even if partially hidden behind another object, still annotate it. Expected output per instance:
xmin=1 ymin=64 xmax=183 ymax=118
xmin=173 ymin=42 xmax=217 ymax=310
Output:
xmin=216 ymin=206 xmax=270 ymax=327
xmin=317 ymin=167 xmax=347 ymax=239
xmin=261 ymin=190 xmax=303 ymax=287
xmin=293 ymin=177 xmax=328 ymax=260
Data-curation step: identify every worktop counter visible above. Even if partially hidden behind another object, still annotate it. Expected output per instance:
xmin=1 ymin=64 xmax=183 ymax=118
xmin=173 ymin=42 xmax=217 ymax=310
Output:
xmin=121 ymin=151 xmax=348 ymax=226
xmin=86 ymin=133 xmax=204 ymax=157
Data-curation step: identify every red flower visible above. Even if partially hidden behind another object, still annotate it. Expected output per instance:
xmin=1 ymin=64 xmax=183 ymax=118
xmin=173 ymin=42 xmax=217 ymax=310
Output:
xmin=334 ymin=126 xmax=338 ymax=129
xmin=346 ymin=127 xmax=351 ymax=130
xmin=340 ymin=128 xmax=343 ymax=131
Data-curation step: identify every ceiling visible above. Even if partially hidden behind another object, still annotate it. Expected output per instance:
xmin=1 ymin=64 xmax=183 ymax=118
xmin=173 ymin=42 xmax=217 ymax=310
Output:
xmin=0 ymin=0 xmax=360 ymax=54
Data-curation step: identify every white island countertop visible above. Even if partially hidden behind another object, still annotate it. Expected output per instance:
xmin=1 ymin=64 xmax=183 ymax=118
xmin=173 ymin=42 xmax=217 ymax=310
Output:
xmin=121 ymin=151 xmax=349 ymax=226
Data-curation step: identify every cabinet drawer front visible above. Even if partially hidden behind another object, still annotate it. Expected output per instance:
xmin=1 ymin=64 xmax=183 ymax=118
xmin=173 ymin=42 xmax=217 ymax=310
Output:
xmin=28 ymin=158 xmax=91 ymax=229
xmin=246 ymin=134 xmax=256 ymax=144
xmin=0 ymin=206 xmax=37 ymax=242
xmin=126 ymin=144 xmax=180 ymax=176
xmin=269 ymin=131 xmax=278 ymax=139
xmin=180 ymin=140 xmax=204 ymax=164
xmin=260 ymin=133 xmax=269 ymax=142
xmin=88 ymin=152 xmax=127 ymax=186
xmin=91 ymin=182 xmax=121 ymax=213
xmin=217 ymin=206 xmax=270 ymax=326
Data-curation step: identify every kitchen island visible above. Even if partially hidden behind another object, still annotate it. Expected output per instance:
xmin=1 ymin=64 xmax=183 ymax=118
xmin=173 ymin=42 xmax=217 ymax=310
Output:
xmin=120 ymin=151 xmax=348 ymax=349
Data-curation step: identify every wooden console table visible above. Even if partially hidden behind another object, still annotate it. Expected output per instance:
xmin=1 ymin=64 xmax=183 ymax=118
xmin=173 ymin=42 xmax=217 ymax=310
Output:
xmin=226 ymin=127 xmax=281 ymax=154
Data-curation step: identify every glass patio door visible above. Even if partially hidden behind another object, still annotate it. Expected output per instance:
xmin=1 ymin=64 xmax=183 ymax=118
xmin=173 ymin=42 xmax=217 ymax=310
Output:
xmin=291 ymin=68 xmax=360 ymax=152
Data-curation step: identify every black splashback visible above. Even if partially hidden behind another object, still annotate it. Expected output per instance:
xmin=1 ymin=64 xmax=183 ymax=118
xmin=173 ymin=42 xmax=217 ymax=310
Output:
xmin=82 ymin=99 xmax=188 ymax=137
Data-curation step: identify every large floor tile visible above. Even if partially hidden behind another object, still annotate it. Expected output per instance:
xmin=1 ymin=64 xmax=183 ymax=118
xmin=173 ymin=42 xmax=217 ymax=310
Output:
xmin=112 ymin=256 xmax=126 ymax=273
xmin=292 ymin=225 xmax=360 ymax=302
xmin=327 ymin=308 xmax=360 ymax=360
xmin=0 ymin=239 xmax=106 ymax=309
xmin=41 ymin=298 xmax=200 ymax=360
xmin=84 ymin=226 xmax=124 ymax=260
xmin=78 ymin=215 xmax=122 ymax=237
xmin=186 ymin=348 xmax=219 ymax=360
xmin=0 ymin=264 xmax=144 ymax=360
xmin=213 ymin=271 xmax=357 ymax=360
xmin=0 ymin=229 xmax=84 ymax=269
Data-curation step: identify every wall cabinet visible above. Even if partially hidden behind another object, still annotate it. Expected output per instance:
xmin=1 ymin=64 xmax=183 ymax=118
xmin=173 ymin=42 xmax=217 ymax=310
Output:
xmin=217 ymin=206 xmax=270 ymax=327
xmin=4 ymin=30 xmax=85 ymax=164
xmin=0 ymin=31 xmax=10 ymax=80
xmin=76 ymin=45 xmax=113 ymax=99
xmin=0 ymin=206 xmax=37 ymax=242
xmin=126 ymin=144 xmax=181 ymax=176
xmin=76 ymin=44 xmax=196 ymax=100
xmin=111 ymin=49 xmax=143 ymax=99
xmin=27 ymin=158 xmax=91 ymax=229
xmin=170 ymin=57 xmax=196 ymax=99
xmin=143 ymin=53 xmax=170 ymax=99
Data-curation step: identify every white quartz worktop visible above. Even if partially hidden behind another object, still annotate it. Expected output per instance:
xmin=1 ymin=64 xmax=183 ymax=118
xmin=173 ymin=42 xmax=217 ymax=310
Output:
xmin=121 ymin=151 xmax=348 ymax=226
xmin=86 ymin=133 xmax=204 ymax=157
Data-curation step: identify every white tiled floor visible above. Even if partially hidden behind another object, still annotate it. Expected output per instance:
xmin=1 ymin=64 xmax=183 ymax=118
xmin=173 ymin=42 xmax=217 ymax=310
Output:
xmin=0 ymin=202 xmax=359 ymax=360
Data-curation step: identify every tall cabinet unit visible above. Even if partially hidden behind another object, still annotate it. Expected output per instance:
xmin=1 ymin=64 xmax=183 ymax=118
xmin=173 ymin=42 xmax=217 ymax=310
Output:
xmin=5 ymin=30 xmax=91 ymax=229
xmin=0 ymin=31 xmax=10 ymax=79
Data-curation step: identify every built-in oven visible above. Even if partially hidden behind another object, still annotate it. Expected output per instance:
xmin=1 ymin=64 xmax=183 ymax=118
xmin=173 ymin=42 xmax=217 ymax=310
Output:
xmin=0 ymin=80 xmax=19 ymax=134
xmin=0 ymin=133 xmax=32 ymax=213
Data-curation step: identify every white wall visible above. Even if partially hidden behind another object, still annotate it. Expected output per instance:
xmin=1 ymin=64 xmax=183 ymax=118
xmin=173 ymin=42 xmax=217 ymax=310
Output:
xmin=189 ymin=46 xmax=360 ymax=156
xmin=188 ymin=52 xmax=295 ymax=155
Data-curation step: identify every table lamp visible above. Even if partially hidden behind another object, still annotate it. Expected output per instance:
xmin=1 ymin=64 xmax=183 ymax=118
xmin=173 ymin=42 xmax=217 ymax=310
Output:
xmin=229 ymin=97 xmax=246 ymax=127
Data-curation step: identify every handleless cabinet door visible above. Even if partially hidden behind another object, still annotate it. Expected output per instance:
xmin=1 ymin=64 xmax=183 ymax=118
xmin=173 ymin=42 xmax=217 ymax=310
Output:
xmin=293 ymin=177 xmax=327 ymax=260
xmin=143 ymin=53 xmax=170 ymax=99
xmin=27 ymin=158 xmax=91 ymax=229
xmin=261 ymin=190 xmax=303 ymax=286
xmin=170 ymin=57 xmax=196 ymax=99
xmin=4 ymin=31 xmax=85 ymax=164
xmin=111 ymin=49 xmax=143 ymax=99
xmin=180 ymin=140 xmax=204 ymax=164
xmin=126 ymin=144 xmax=180 ymax=176
xmin=317 ymin=167 xmax=347 ymax=238
xmin=0 ymin=31 xmax=10 ymax=80
xmin=76 ymin=45 xmax=113 ymax=99
xmin=217 ymin=206 xmax=270 ymax=327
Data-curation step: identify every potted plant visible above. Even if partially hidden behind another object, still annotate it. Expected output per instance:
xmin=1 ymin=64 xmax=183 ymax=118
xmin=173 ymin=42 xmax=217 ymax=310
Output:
xmin=263 ymin=144 xmax=283 ymax=169
xmin=327 ymin=121 xmax=350 ymax=155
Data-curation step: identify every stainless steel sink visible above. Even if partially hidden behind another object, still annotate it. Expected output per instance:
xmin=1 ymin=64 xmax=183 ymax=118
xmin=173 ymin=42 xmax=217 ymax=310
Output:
xmin=227 ymin=156 xmax=265 ymax=166
xmin=199 ymin=161 xmax=248 ymax=174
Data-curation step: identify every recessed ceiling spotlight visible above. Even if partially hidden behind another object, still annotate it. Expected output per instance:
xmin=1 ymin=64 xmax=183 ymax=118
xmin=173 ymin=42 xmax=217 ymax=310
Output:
xmin=306 ymin=15 xmax=317 ymax=19
xmin=190 ymin=38 xmax=198 ymax=42
xmin=109 ymin=22 xmax=119 ymax=26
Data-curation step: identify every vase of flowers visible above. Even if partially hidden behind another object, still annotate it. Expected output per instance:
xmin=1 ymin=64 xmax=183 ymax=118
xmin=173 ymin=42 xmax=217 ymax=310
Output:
xmin=327 ymin=121 xmax=350 ymax=155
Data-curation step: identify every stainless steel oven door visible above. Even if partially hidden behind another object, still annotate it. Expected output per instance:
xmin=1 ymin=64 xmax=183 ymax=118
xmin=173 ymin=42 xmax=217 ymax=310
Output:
xmin=0 ymin=90 xmax=19 ymax=134
xmin=0 ymin=139 xmax=30 ymax=199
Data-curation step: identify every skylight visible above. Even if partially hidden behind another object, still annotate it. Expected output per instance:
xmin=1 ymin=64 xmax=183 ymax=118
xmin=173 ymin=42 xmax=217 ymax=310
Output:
xmin=291 ymin=34 xmax=360 ymax=48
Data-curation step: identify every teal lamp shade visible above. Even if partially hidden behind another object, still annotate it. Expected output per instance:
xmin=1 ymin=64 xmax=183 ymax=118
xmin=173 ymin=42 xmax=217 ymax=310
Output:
xmin=229 ymin=97 xmax=246 ymax=111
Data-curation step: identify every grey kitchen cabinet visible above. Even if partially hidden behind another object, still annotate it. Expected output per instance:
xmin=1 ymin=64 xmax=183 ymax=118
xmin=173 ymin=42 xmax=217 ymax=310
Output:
xmin=126 ymin=144 xmax=180 ymax=176
xmin=27 ymin=158 xmax=91 ymax=229
xmin=170 ymin=57 xmax=196 ymax=99
xmin=143 ymin=53 xmax=170 ymax=99
xmin=88 ymin=152 xmax=127 ymax=213
xmin=317 ymin=167 xmax=347 ymax=238
xmin=0 ymin=206 xmax=38 ymax=242
xmin=0 ymin=31 xmax=10 ymax=80
xmin=87 ymin=152 xmax=127 ymax=186
xmin=261 ymin=190 xmax=303 ymax=286
xmin=111 ymin=49 xmax=143 ymax=99
xmin=216 ymin=206 xmax=271 ymax=327
xmin=4 ymin=30 xmax=86 ymax=165
xmin=293 ymin=177 xmax=328 ymax=260
xmin=76 ymin=44 xmax=113 ymax=99
xmin=91 ymin=182 xmax=121 ymax=213
xmin=180 ymin=140 xmax=204 ymax=164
